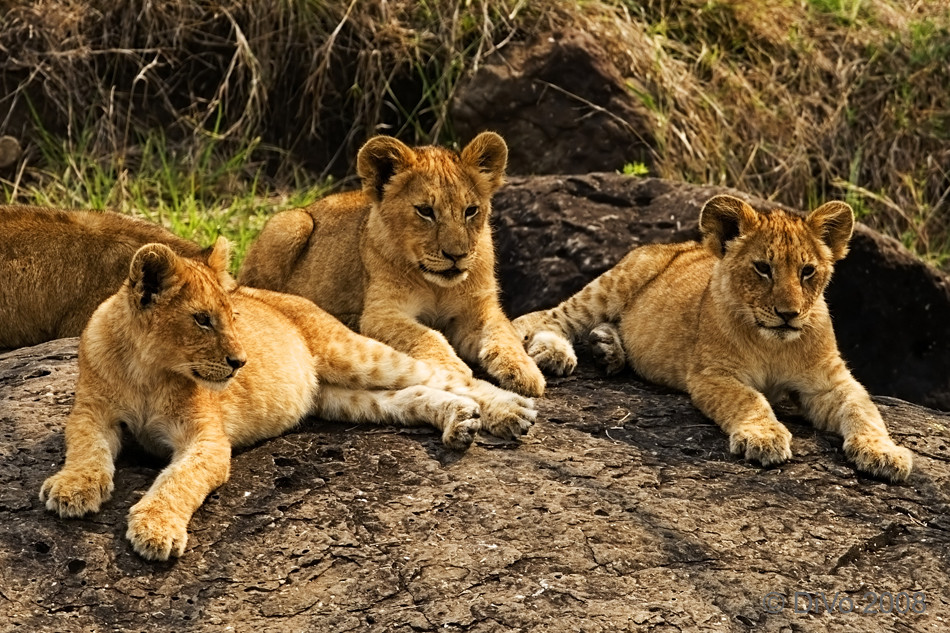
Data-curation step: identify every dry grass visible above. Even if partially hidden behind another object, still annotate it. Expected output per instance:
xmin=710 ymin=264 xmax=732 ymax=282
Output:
xmin=1 ymin=0 xmax=948 ymax=265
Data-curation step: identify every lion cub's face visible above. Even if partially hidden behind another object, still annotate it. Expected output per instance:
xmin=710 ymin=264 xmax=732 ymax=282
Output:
xmin=127 ymin=238 xmax=246 ymax=390
xmin=700 ymin=195 xmax=855 ymax=342
xmin=357 ymin=132 xmax=508 ymax=287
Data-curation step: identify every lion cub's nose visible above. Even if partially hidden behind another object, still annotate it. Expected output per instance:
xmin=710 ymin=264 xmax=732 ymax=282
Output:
xmin=227 ymin=355 xmax=247 ymax=370
xmin=441 ymin=249 xmax=466 ymax=262
xmin=775 ymin=309 xmax=800 ymax=323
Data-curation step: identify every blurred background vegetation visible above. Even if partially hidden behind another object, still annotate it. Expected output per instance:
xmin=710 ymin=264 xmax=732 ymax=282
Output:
xmin=1 ymin=0 xmax=948 ymax=269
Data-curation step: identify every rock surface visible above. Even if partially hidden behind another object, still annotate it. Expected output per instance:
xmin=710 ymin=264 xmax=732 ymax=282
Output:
xmin=452 ymin=31 xmax=654 ymax=177
xmin=2 ymin=336 xmax=949 ymax=632
xmin=491 ymin=173 xmax=950 ymax=411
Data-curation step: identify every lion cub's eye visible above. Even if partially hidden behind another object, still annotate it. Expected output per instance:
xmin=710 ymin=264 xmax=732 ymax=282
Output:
xmin=464 ymin=205 xmax=479 ymax=219
xmin=414 ymin=205 xmax=436 ymax=221
xmin=801 ymin=264 xmax=816 ymax=281
xmin=753 ymin=261 xmax=772 ymax=279
xmin=193 ymin=312 xmax=213 ymax=329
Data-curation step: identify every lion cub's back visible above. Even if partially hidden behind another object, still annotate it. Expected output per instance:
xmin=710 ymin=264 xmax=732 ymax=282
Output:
xmin=617 ymin=241 xmax=715 ymax=390
xmin=0 ymin=206 xmax=201 ymax=349
xmin=240 ymin=191 xmax=368 ymax=328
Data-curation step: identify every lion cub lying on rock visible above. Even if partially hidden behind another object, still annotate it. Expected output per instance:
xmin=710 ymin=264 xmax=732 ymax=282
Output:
xmin=239 ymin=132 xmax=545 ymax=397
xmin=41 ymin=239 xmax=534 ymax=561
xmin=513 ymin=194 xmax=913 ymax=482
xmin=0 ymin=205 xmax=203 ymax=350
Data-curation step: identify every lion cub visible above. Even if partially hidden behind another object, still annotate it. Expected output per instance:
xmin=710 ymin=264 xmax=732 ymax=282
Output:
xmin=40 ymin=239 xmax=535 ymax=561
xmin=239 ymin=132 xmax=546 ymax=397
xmin=0 ymin=205 xmax=203 ymax=350
xmin=513 ymin=195 xmax=913 ymax=482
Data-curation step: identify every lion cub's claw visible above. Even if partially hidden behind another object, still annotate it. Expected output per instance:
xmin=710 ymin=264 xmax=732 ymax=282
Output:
xmin=39 ymin=469 xmax=114 ymax=518
xmin=526 ymin=331 xmax=577 ymax=377
xmin=126 ymin=500 xmax=189 ymax=561
xmin=439 ymin=396 xmax=480 ymax=451
xmin=845 ymin=436 xmax=914 ymax=483
xmin=589 ymin=323 xmax=626 ymax=376
xmin=729 ymin=423 xmax=793 ymax=467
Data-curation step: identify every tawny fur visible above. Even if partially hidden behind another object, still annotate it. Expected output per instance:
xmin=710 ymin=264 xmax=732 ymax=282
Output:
xmin=0 ymin=205 xmax=204 ymax=350
xmin=238 ymin=132 xmax=545 ymax=397
xmin=512 ymin=195 xmax=913 ymax=482
xmin=40 ymin=239 xmax=535 ymax=561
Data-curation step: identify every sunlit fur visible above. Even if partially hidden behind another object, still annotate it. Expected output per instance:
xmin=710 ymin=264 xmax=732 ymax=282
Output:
xmin=239 ymin=132 xmax=546 ymax=397
xmin=40 ymin=239 xmax=535 ymax=561
xmin=513 ymin=195 xmax=913 ymax=483
xmin=0 ymin=205 xmax=204 ymax=350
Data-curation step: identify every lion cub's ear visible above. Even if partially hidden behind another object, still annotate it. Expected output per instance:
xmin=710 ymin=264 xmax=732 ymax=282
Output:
xmin=129 ymin=243 xmax=182 ymax=308
xmin=699 ymin=195 xmax=758 ymax=258
xmin=205 ymin=236 xmax=237 ymax=291
xmin=460 ymin=131 xmax=508 ymax=190
xmin=807 ymin=201 xmax=854 ymax=261
xmin=357 ymin=136 xmax=413 ymax=203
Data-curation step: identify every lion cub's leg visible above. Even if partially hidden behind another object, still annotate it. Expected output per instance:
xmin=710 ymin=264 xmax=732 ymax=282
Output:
xmin=312 ymin=317 xmax=536 ymax=443
xmin=511 ymin=256 xmax=639 ymax=377
xmin=315 ymin=385 xmax=480 ymax=450
xmin=360 ymin=303 xmax=474 ymax=379
xmin=125 ymin=419 xmax=231 ymax=561
xmin=588 ymin=323 xmax=627 ymax=375
xmin=687 ymin=372 xmax=793 ymax=466
xmin=451 ymin=307 xmax=546 ymax=397
xmin=40 ymin=401 xmax=122 ymax=518
xmin=798 ymin=359 xmax=913 ymax=482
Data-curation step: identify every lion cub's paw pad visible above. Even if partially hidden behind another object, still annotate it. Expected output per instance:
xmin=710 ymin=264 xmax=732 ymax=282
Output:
xmin=845 ymin=437 xmax=913 ymax=483
xmin=526 ymin=331 xmax=577 ymax=377
xmin=126 ymin=503 xmax=189 ymax=561
xmin=589 ymin=324 xmax=626 ymax=376
xmin=39 ymin=469 xmax=114 ymax=518
xmin=440 ymin=397 xmax=480 ymax=451
xmin=729 ymin=424 xmax=793 ymax=466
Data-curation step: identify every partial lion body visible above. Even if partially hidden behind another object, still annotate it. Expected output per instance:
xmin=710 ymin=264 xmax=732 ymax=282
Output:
xmin=0 ymin=205 xmax=203 ymax=350
xmin=41 ymin=241 xmax=535 ymax=561
xmin=239 ymin=133 xmax=546 ymax=396
xmin=514 ymin=195 xmax=913 ymax=482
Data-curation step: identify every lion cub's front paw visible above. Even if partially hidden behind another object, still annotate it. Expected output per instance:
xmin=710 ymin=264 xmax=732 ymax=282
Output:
xmin=126 ymin=499 xmax=190 ymax=561
xmin=472 ymin=382 xmax=537 ymax=441
xmin=525 ymin=331 xmax=577 ymax=377
xmin=844 ymin=435 xmax=914 ymax=483
xmin=40 ymin=468 xmax=114 ymax=518
xmin=729 ymin=422 xmax=793 ymax=467
xmin=589 ymin=323 xmax=626 ymax=376
xmin=438 ymin=396 xmax=480 ymax=451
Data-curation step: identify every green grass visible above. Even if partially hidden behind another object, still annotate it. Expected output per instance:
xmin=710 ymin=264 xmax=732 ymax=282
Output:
xmin=1 ymin=126 xmax=333 ymax=272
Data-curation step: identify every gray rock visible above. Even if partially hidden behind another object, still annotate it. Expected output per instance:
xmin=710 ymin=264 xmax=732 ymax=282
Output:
xmin=1 ymin=333 xmax=948 ymax=632
xmin=491 ymin=173 xmax=950 ymax=410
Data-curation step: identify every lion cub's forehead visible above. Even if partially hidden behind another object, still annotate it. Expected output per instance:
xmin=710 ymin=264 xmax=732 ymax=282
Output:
xmin=179 ymin=261 xmax=233 ymax=311
xmin=401 ymin=147 xmax=484 ymax=202
xmin=752 ymin=210 xmax=823 ymax=263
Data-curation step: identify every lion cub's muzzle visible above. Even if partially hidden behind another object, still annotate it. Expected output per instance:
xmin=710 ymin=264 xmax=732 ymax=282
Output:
xmin=418 ymin=250 xmax=471 ymax=285
xmin=756 ymin=307 xmax=805 ymax=340
xmin=192 ymin=353 xmax=247 ymax=386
